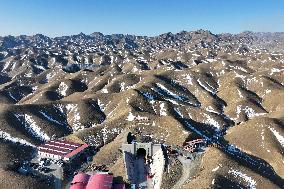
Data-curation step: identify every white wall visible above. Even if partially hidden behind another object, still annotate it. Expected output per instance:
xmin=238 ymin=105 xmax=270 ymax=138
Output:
xmin=150 ymin=149 xmax=165 ymax=189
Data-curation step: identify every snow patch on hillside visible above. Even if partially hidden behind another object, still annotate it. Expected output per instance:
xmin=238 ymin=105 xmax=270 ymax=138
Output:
xmin=0 ymin=130 xmax=35 ymax=147
xmin=127 ymin=112 xmax=136 ymax=121
xmin=185 ymin=74 xmax=193 ymax=85
xmin=269 ymin=127 xmax=284 ymax=148
xmin=97 ymin=99 xmax=105 ymax=111
xmin=160 ymin=102 xmax=167 ymax=116
xmin=101 ymin=88 xmax=108 ymax=93
xmin=203 ymin=113 xmax=221 ymax=130
xmin=205 ymin=106 xmax=220 ymax=114
xmin=7 ymin=91 xmax=18 ymax=102
xmin=38 ymin=110 xmax=66 ymax=126
xmin=66 ymin=104 xmax=83 ymax=131
xmin=14 ymin=114 xmax=50 ymax=141
xmin=156 ymin=83 xmax=184 ymax=101
xmin=153 ymin=83 xmax=191 ymax=105
xmin=269 ymin=68 xmax=284 ymax=75
xmin=228 ymin=169 xmax=257 ymax=189
xmin=58 ymin=82 xmax=68 ymax=96
xmin=120 ymin=82 xmax=126 ymax=91
xmin=212 ymin=165 xmax=220 ymax=172
xmin=236 ymin=105 xmax=266 ymax=119
xmin=46 ymin=72 xmax=55 ymax=82
xmin=197 ymin=78 xmax=216 ymax=94
xmin=127 ymin=112 xmax=148 ymax=122
xmin=101 ymin=127 xmax=122 ymax=144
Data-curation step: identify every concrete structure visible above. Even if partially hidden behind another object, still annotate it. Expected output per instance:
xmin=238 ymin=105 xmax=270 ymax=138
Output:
xmin=149 ymin=148 xmax=165 ymax=189
xmin=122 ymin=142 xmax=162 ymax=157
xmin=37 ymin=140 xmax=89 ymax=161
xmin=122 ymin=142 xmax=165 ymax=189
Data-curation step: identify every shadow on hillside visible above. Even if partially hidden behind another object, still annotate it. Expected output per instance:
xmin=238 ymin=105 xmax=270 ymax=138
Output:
xmin=217 ymin=138 xmax=284 ymax=188
xmin=154 ymin=75 xmax=201 ymax=107
xmin=174 ymin=113 xmax=284 ymax=188
xmin=213 ymin=175 xmax=247 ymax=189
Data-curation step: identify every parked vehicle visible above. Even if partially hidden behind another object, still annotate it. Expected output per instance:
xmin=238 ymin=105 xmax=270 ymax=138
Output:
xmin=39 ymin=167 xmax=51 ymax=173
xmin=31 ymin=162 xmax=39 ymax=169
xmin=43 ymin=159 xmax=51 ymax=166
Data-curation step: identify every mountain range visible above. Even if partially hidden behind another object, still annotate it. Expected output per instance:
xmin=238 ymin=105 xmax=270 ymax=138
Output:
xmin=0 ymin=30 xmax=284 ymax=189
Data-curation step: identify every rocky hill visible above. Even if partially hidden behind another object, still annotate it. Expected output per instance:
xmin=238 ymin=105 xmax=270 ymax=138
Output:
xmin=0 ymin=30 xmax=284 ymax=188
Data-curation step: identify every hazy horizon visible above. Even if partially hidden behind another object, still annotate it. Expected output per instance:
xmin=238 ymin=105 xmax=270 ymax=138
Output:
xmin=2 ymin=30 xmax=284 ymax=39
xmin=0 ymin=0 xmax=284 ymax=37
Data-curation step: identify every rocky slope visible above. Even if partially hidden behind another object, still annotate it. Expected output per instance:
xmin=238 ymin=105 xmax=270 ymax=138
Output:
xmin=0 ymin=30 xmax=284 ymax=188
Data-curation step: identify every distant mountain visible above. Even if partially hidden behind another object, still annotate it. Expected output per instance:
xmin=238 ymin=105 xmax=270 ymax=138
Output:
xmin=1 ymin=30 xmax=284 ymax=53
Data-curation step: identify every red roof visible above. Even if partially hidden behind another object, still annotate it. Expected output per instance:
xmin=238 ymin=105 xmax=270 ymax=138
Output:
xmin=72 ymin=173 xmax=90 ymax=184
xmin=50 ymin=140 xmax=81 ymax=147
xmin=63 ymin=140 xmax=82 ymax=146
xmin=38 ymin=140 xmax=88 ymax=159
xmin=47 ymin=141 xmax=79 ymax=149
xmin=70 ymin=182 xmax=87 ymax=189
xmin=86 ymin=173 xmax=113 ymax=189
xmin=39 ymin=144 xmax=71 ymax=154
xmin=71 ymin=172 xmax=121 ymax=189
xmin=65 ymin=144 xmax=89 ymax=159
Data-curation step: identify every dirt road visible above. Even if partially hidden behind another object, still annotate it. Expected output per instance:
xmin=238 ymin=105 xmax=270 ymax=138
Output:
xmin=172 ymin=154 xmax=201 ymax=189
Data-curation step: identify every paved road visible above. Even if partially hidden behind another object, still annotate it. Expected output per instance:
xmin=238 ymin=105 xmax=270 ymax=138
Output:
xmin=30 ymin=157 xmax=63 ymax=189
xmin=52 ymin=165 xmax=62 ymax=189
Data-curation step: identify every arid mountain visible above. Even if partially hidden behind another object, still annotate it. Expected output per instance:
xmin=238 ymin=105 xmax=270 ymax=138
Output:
xmin=0 ymin=30 xmax=284 ymax=189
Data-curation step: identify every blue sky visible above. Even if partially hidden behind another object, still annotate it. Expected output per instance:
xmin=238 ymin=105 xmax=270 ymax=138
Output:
xmin=0 ymin=0 xmax=284 ymax=37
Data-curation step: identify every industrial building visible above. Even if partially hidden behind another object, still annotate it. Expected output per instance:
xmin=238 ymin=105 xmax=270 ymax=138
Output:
xmin=37 ymin=140 xmax=89 ymax=161
xmin=121 ymin=142 xmax=165 ymax=189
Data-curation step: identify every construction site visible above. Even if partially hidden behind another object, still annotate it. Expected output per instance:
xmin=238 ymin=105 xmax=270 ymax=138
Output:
xmin=13 ymin=131 xmax=211 ymax=189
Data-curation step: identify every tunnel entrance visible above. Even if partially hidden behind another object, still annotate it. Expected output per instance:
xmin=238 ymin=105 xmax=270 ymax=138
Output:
xmin=136 ymin=148 xmax=147 ymax=158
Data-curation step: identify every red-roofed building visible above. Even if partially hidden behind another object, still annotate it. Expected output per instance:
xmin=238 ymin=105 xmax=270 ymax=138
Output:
xmin=38 ymin=140 xmax=89 ymax=161
xmin=70 ymin=172 xmax=125 ymax=189
xmin=87 ymin=173 xmax=113 ymax=189
xmin=72 ymin=173 xmax=90 ymax=184
xmin=70 ymin=173 xmax=90 ymax=189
